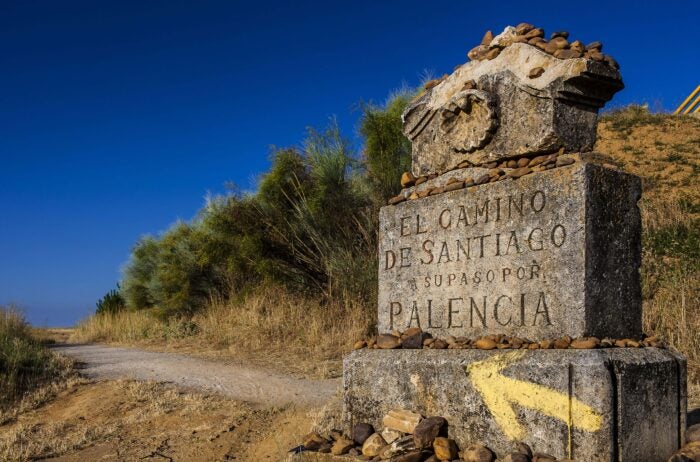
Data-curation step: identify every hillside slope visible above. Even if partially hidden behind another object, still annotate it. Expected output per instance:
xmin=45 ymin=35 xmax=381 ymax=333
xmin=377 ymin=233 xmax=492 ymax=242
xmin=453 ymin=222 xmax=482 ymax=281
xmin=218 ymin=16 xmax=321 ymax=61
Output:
xmin=596 ymin=107 xmax=700 ymax=207
xmin=596 ymin=107 xmax=699 ymax=385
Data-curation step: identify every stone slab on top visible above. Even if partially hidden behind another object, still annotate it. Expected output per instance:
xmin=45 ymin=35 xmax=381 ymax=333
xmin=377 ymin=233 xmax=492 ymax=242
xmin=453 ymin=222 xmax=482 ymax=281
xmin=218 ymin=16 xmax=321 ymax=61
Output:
xmin=378 ymin=160 xmax=642 ymax=340
xmin=403 ymin=26 xmax=623 ymax=176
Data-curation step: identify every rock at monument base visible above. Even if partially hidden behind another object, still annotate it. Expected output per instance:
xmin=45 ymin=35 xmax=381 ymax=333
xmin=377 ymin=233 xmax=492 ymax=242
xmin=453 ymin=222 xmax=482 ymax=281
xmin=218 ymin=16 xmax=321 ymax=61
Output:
xmin=343 ymin=349 xmax=686 ymax=462
xmin=286 ymin=453 xmax=354 ymax=462
xmin=379 ymin=160 xmax=643 ymax=340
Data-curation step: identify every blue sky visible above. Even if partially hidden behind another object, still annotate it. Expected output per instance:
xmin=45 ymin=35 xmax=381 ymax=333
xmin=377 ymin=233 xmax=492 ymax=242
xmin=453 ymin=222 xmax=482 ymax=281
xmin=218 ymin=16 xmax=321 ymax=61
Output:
xmin=1 ymin=0 xmax=697 ymax=326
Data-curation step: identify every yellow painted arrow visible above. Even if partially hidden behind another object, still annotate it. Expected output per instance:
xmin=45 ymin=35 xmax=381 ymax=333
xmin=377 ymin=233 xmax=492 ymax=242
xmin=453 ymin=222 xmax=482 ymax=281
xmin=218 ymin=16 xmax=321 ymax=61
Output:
xmin=465 ymin=351 xmax=603 ymax=443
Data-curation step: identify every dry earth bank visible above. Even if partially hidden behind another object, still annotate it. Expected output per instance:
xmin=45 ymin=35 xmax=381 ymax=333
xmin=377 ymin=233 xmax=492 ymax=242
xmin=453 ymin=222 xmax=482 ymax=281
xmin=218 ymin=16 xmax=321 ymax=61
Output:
xmin=0 ymin=378 xmax=332 ymax=461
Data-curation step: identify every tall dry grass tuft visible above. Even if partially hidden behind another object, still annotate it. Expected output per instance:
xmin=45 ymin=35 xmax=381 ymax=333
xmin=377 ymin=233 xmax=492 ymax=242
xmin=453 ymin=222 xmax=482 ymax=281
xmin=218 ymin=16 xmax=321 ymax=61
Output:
xmin=195 ymin=287 xmax=373 ymax=359
xmin=73 ymin=286 xmax=375 ymax=373
xmin=640 ymin=196 xmax=700 ymax=384
xmin=72 ymin=309 xmax=179 ymax=343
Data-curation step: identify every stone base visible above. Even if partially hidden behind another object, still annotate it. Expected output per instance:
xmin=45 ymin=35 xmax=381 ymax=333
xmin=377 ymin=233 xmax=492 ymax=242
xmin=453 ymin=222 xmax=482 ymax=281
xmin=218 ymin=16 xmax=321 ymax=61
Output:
xmin=344 ymin=349 xmax=686 ymax=462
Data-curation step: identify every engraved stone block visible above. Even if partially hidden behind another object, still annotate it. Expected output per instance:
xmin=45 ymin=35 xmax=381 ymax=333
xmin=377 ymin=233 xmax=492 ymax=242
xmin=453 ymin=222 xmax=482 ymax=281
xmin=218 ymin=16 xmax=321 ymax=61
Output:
xmin=378 ymin=160 xmax=642 ymax=340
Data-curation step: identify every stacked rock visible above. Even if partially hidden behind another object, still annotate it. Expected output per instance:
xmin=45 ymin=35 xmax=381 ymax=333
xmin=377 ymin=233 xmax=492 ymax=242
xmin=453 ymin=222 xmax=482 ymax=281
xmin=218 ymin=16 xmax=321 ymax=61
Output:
xmin=353 ymin=327 xmax=666 ymax=351
xmin=297 ymin=409 xmax=572 ymax=461
xmin=465 ymin=23 xmax=617 ymax=69
xmin=389 ymin=151 xmax=576 ymax=205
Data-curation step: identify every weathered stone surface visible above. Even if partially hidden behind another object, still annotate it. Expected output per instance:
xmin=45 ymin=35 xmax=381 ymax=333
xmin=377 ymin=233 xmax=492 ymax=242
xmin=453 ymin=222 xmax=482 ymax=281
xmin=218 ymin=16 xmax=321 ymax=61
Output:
xmin=391 ymin=450 xmax=425 ymax=462
xmin=330 ymin=437 xmax=354 ymax=455
xmin=672 ymin=440 xmax=700 ymax=460
xmin=413 ymin=416 xmax=446 ymax=449
xmin=667 ymin=454 xmax=694 ymax=462
xmin=503 ymin=453 xmax=529 ymax=462
xmin=474 ymin=338 xmax=497 ymax=350
xmin=433 ymin=436 xmax=459 ymax=460
xmin=686 ymin=423 xmax=700 ymax=443
xmin=352 ymin=422 xmax=374 ymax=445
xmin=532 ymin=453 xmax=557 ymax=462
xmin=403 ymin=38 xmax=622 ymax=175
xmin=378 ymin=160 xmax=642 ymax=340
xmin=382 ymin=409 xmax=423 ymax=434
xmin=401 ymin=171 xmax=417 ymax=188
xmin=462 ymin=443 xmax=496 ymax=461
xmin=528 ymin=66 xmax=545 ymax=78
xmin=344 ymin=349 xmax=686 ymax=462
xmin=381 ymin=427 xmax=403 ymax=444
xmin=376 ymin=334 xmax=400 ymax=349
xmin=303 ymin=432 xmax=328 ymax=450
xmin=515 ymin=441 xmax=532 ymax=457
xmin=380 ymin=434 xmax=417 ymax=458
xmin=361 ymin=432 xmax=385 ymax=456
xmin=402 ymin=329 xmax=427 ymax=349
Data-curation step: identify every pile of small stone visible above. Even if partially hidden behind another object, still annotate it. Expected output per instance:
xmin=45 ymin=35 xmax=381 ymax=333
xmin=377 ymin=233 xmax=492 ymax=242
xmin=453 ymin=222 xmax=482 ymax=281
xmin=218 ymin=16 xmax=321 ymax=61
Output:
xmin=353 ymin=327 xmax=666 ymax=351
xmin=465 ymin=23 xmax=618 ymax=69
xmin=296 ymin=409 xmax=573 ymax=461
xmin=389 ymin=151 xmax=575 ymax=205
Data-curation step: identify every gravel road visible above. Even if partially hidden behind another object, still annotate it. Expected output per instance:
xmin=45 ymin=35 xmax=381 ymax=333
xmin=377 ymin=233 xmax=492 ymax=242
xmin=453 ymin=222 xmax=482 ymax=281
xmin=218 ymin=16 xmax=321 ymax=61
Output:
xmin=52 ymin=344 xmax=339 ymax=407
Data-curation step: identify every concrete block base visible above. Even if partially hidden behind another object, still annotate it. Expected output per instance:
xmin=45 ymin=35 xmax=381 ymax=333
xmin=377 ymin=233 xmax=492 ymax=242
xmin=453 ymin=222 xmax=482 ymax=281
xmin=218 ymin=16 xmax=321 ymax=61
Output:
xmin=343 ymin=349 xmax=686 ymax=462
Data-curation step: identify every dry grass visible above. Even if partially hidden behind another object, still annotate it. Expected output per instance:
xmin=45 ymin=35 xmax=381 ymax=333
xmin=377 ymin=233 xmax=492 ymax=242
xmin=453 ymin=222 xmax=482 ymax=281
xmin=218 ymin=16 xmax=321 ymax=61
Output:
xmin=639 ymin=196 xmax=699 ymax=386
xmin=0 ymin=415 xmax=113 ymax=462
xmin=0 ymin=361 xmax=80 ymax=427
xmin=598 ymin=106 xmax=700 ymax=208
xmin=0 ymin=379 xmax=284 ymax=461
xmin=72 ymin=287 xmax=374 ymax=377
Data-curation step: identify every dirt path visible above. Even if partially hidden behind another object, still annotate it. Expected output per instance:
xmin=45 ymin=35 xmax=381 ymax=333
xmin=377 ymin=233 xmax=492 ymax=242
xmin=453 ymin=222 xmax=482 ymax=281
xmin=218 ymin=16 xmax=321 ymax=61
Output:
xmin=52 ymin=343 xmax=339 ymax=407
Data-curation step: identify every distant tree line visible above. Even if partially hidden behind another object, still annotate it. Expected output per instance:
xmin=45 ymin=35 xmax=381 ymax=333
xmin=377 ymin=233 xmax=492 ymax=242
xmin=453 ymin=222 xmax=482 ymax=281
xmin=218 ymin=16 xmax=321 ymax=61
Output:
xmin=97 ymin=91 xmax=414 ymax=318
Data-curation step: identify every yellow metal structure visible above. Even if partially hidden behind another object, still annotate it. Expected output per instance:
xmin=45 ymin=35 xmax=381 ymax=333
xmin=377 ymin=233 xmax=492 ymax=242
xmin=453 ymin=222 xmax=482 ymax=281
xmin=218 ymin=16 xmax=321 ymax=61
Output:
xmin=675 ymin=85 xmax=700 ymax=114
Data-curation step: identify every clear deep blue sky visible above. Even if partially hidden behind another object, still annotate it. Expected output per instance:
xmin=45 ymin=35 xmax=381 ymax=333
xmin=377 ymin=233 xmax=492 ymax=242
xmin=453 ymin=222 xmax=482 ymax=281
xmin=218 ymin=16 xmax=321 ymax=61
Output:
xmin=1 ymin=1 xmax=697 ymax=326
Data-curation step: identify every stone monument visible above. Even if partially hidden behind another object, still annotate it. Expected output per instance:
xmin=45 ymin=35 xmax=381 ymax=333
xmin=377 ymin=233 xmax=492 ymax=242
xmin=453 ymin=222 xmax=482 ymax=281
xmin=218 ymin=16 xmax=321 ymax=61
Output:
xmin=343 ymin=25 xmax=687 ymax=462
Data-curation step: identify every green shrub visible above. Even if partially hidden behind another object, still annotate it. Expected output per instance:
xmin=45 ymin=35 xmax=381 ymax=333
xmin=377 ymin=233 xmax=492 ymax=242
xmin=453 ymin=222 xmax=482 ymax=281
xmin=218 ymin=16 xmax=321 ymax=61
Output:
xmin=360 ymin=91 xmax=414 ymax=202
xmin=95 ymin=286 xmax=126 ymax=315
xmin=121 ymin=236 xmax=160 ymax=310
xmin=117 ymin=91 xmax=416 ymax=317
